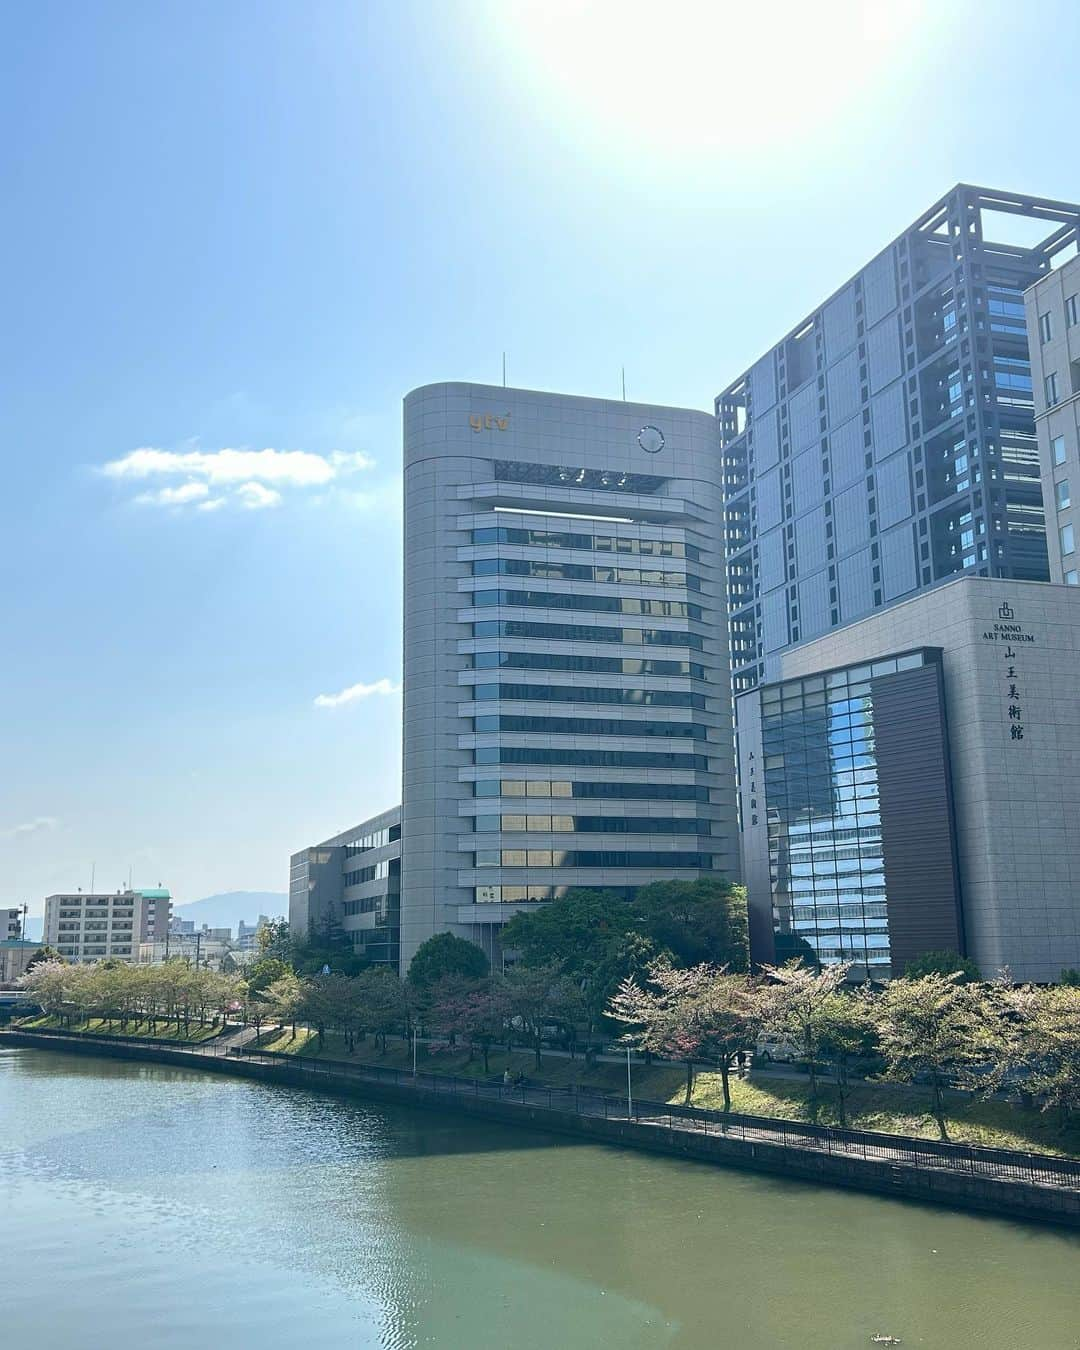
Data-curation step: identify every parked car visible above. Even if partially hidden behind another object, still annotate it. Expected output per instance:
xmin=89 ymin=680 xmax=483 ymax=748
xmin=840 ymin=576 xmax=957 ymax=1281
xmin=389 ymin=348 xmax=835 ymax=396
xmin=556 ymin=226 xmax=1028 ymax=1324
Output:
xmin=754 ymin=1033 xmax=803 ymax=1064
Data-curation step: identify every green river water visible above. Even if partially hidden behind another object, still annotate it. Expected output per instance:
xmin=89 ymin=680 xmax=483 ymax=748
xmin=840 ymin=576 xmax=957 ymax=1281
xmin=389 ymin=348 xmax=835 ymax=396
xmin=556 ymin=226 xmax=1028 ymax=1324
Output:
xmin=2 ymin=1046 xmax=1078 ymax=1349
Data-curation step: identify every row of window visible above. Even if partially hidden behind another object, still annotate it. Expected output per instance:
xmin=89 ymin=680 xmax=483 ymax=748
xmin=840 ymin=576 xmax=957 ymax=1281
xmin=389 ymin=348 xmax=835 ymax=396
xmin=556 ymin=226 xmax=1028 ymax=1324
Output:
xmin=472 ymin=779 xmax=710 ymax=802
xmin=470 ymin=650 xmax=706 ymax=680
xmin=343 ymin=895 xmax=395 ymax=917
xmin=473 ymin=620 xmax=704 ymax=650
xmin=473 ymin=850 xmax=714 ymax=869
xmin=470 ymin=683 xmax=706 ymax=710
xmin=473 ymin=884 xmax=639 ymax=904
xmin=475 ymin=747 xmax=710 ymax=770
xmin=344 ymin=859 xmax=393 ymax=886
xmin=344 ymin=823 xmax=401 ymax=857
xmin=492 ymin=460 xmax=666 ymax=495
xmin=473 ymin=713 xmax=707 ymax=740
xmin=471 ymin=526 xmax=700 ymax=560
xmin=471 ymin=589 xmax=703 ymax=621
xmin=472 ymin=814 xmax=712 ymax=835
xmin=471 ymin=557 xmax=702 ymax=590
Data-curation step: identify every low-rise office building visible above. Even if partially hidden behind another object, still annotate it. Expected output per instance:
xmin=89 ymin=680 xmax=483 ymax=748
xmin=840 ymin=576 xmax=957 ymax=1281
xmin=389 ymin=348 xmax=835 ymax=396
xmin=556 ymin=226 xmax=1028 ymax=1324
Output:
xmin=0 ymin=939 xmax=39 ymax=984
xmin=2 ymin=908 xmax=23 ymax=941
xmin=44 ymin=887 xmax=173 ymax=964
xmin=290 ymin=807 xmax=402 ymax=967
xmin=736 ymin=575 xmax=1080 ymax=984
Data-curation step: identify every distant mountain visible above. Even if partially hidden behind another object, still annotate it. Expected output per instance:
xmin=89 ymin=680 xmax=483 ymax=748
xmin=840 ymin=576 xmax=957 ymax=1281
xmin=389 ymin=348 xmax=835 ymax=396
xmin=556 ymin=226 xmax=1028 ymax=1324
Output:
xmin=173 ymin=891 xmax=288 ymax=933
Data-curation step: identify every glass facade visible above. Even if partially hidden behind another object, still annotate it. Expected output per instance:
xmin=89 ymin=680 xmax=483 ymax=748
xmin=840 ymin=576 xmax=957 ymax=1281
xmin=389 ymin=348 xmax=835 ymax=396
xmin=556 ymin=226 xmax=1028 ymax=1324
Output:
xmin=760 ymin=652 xmax=928 ymax=978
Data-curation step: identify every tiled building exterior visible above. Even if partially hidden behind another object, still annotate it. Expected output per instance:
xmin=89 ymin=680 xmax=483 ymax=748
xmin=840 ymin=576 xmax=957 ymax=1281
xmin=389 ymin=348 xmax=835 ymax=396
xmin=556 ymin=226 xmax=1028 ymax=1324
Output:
xmin=1026 ymin=252 xmax=1080 ymax=586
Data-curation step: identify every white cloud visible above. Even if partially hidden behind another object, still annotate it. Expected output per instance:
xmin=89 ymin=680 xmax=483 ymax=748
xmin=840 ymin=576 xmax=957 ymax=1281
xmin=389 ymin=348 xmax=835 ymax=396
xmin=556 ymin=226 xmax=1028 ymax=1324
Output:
xmin=313 ymin=678 xmax=401 ymax=709
xmin=101 ymin=444 xmax=376 ymax=512
xmin=235 ymin=481 xmax=282 ymax=511
xmin=133 ymin=482 xmax=210 ymax=507
xmin=4 ymin=816 xmax=58 ymax=839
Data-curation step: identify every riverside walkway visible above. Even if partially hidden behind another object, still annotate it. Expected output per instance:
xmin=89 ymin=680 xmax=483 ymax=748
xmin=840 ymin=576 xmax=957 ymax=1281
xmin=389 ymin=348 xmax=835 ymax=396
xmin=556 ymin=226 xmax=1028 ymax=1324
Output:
xmin=8 ymin=1024 xmax=1080 ymax=1203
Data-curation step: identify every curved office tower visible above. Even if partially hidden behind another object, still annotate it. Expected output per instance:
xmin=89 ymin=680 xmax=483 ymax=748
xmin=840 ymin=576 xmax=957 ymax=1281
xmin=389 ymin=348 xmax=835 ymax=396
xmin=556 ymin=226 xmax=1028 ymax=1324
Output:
xmin=401 ymin=382 xmax=737 ymax=971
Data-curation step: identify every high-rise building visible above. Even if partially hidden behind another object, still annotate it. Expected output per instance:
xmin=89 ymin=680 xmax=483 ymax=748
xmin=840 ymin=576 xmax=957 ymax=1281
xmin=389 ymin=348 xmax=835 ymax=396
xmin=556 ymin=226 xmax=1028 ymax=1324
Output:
xmin=44 ymin=887 xmax=172 ymax=964
xmin=398 ymin=382 xmax=737 ymax=971
xmin=719 ymin=184 xmax=1080 ymax=694
xmin=1025 ymin=251 xmax=1080 ymax=586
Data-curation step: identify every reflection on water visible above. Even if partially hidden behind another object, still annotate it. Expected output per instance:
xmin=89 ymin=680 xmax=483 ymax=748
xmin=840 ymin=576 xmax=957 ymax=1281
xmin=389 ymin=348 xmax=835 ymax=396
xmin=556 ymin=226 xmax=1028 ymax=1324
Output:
xmin=2 ymin=1047 xmax=1078 ymax=1350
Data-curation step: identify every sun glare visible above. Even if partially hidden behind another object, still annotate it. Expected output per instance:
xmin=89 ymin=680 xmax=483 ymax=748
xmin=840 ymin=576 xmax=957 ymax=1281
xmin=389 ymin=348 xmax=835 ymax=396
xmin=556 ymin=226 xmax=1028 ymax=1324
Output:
xmin=486 ymin=0 xmax=931 ymax=158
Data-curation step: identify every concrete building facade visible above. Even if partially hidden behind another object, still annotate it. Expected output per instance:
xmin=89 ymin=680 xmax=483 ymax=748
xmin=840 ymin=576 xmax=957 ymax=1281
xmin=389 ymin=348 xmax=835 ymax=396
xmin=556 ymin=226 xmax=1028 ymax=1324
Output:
xmin=44 ymin=887 xmax=172 ymax=964
xmin=719 ymin=185 xmax=1080 ymax=695
xmin=1026 ymin=251 xmax=1080 ymax=587
xmin=398 ymin=383 xmax=738 ymax=972
xmin=2 ymin=908 xmax=23 ymax=941
xmin=737 ymin=576 xmax=1080 ymax=984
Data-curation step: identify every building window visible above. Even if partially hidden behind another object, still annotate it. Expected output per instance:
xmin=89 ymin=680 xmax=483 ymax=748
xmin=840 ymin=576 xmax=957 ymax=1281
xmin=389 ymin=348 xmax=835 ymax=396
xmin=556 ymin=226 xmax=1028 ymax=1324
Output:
xmin=1046 ymin=372 xmax=1060 ymax=407
xmin=1040 ymin=312 xmax=1053 ymax=343
xmin=1066 ymin=570 xmax=1079 ymax=586
xmin=1067 ymin=295 xmax=1078 ymax=328
xmin=1053 ymin=435 xmax=1067 ymax=466
xmin=1061 ymin=524 xmax=1075 ymax=557
xmin=1056 ymin=479 xmax=1071 ymax=510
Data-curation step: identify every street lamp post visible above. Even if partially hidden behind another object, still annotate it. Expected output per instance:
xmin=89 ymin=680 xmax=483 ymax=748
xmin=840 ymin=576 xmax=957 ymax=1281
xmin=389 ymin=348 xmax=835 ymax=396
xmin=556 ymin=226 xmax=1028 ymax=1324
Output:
xmin=626 ymin=1044 xmax=633 ymax=1120
xmin=412 ymin=1026 xmax=418 ymax=1077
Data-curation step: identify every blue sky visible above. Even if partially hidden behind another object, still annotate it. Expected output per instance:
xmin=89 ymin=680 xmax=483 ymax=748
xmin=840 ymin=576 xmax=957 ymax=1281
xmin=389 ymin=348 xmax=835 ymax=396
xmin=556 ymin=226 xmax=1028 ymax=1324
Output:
xmin=4 ymin=0 xmax=1079 ymax=915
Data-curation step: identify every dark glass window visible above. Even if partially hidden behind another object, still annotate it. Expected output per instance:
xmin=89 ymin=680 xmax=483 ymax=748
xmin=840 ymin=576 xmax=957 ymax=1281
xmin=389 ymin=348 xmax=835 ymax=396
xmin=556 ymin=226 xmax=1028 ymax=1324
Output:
xmin=469 ymin=651 xmax=706 ymax=679
xmin=475 ymin=850 xmax=713 ymax=870
xmin=473 ymin=713 xmax=706 ymax=739
xmin=493 ymin=460 xmax=666 ymax=494
xmin=471 ymin=589 xmax=702 ymax=620
xmin=470 ymin=526 xmax=699 ymax=561
xmin=470 ymin=683 xmax=705 ymax=710
xmin=471 ymin=621 xmax=704 ymax=650
xmin=474 ymin=747 xmax=709 ymax=770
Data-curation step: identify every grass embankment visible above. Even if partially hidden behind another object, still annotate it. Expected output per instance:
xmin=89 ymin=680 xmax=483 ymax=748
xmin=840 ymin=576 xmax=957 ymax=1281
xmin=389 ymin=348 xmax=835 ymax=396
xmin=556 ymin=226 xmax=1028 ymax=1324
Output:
xmin=16 ymin=1013 xmax=223 ymax=1044
xmin=254 ymin=1026 xmax=1080 ymax=1158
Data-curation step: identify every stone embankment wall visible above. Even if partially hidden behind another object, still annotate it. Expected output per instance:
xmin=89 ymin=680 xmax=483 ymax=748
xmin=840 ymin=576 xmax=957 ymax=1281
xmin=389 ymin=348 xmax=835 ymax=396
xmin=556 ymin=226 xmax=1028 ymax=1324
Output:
xmin=6 ymin=1029 xmax=1079 ymax=1230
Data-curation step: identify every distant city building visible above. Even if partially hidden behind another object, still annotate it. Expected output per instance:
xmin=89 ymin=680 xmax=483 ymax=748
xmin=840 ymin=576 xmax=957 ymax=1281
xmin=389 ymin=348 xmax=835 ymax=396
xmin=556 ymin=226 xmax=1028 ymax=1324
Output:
xmin=737 ymin=575 xmax=1080 ymax=984
xmin=2 ymin=908 xmax=23 ymax=940
xmin=0 ymin=939 xmax=39 ymax=984
xmin=718 ymin=185 xmax=1080 ymax=693
xmin=1025 ymin=252 xmax=1080 ymax=586
xmin=44 ymin=887 xmax=172 ymax=964
xmin=169 ymin=917 xmax=196 ymax=936
xmin=236 ymin=915 xmax=270 ymax=952
xmin=290 ymin=808 xmax=401 ymax=967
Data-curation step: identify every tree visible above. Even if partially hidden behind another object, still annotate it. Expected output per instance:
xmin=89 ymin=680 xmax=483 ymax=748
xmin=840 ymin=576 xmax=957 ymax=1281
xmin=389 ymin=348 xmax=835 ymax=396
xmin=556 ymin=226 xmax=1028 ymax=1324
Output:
xmin=24 ymin=945 xmax=64 ymax=973
xmin=903 ymin=950 xmax=982 ymax=983
xmin=501 ymin=889 xmax=628 ymax=976
xmin=631 ymin=878 xmax=749 ymax=971
xmin=257 ymin=918 xmax=291 ymax=963
xmin=246 ymin=956 xmax=292 ymax=997
xmin=18 ymin=958 xmax=74 ymax=1019
xmin=585 ymin=931 xmax=663 ymax=1056
xmin=458 ymin=983 xmax=512 ymax=1074
xmin=406 ymin=933 xmax=489 ymax=994
xmin=355 ymin=967 xmax=407 ymax=1054
xmin=1060 ymin=968 xmax=1080 ymax=988
xmin=760 ymin=961 xmax=851 ymax=1118
xmin=293 ymin=915 xmax=368 ymax=978
xmin=993 ymin=983 xmax=1080 ymax=1126
xmin=872 ymin=973 xmax=992 ymax=1141
xmin=499 ymin=963 xmax=581 ymax=1069
xmin=609 ymin=962 xmax=762 ymax=1108
xmin=260 ymin=972 xmax=304 ymax=1038
xmin=812 ymin=990 xmax=878 ymax=1127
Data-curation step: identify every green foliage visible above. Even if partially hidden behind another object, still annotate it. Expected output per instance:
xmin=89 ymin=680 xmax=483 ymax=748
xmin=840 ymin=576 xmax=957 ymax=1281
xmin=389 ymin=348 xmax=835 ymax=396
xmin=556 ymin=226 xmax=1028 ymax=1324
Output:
xmin=257 ymin=918 xmax=291 ymax=963
xmin=1060 ymin=968 xmax=1080 ymax=988
xmin=406 ymin=932 xmax=489 ymax=991
xmin=245 ymin=957 xmax=292 ymax=996
xmin=498 ymin=962 xmax=582 ymax=1068
xmin=632 ymin=878 xmax=749 ymax=971
xmin=903 ymin=950 xmax=982 ymax=983
xmin=873 ymin=973 xmax=992 ymax=1140
xmin=292 ymin=914 xmax=368 ymax=977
